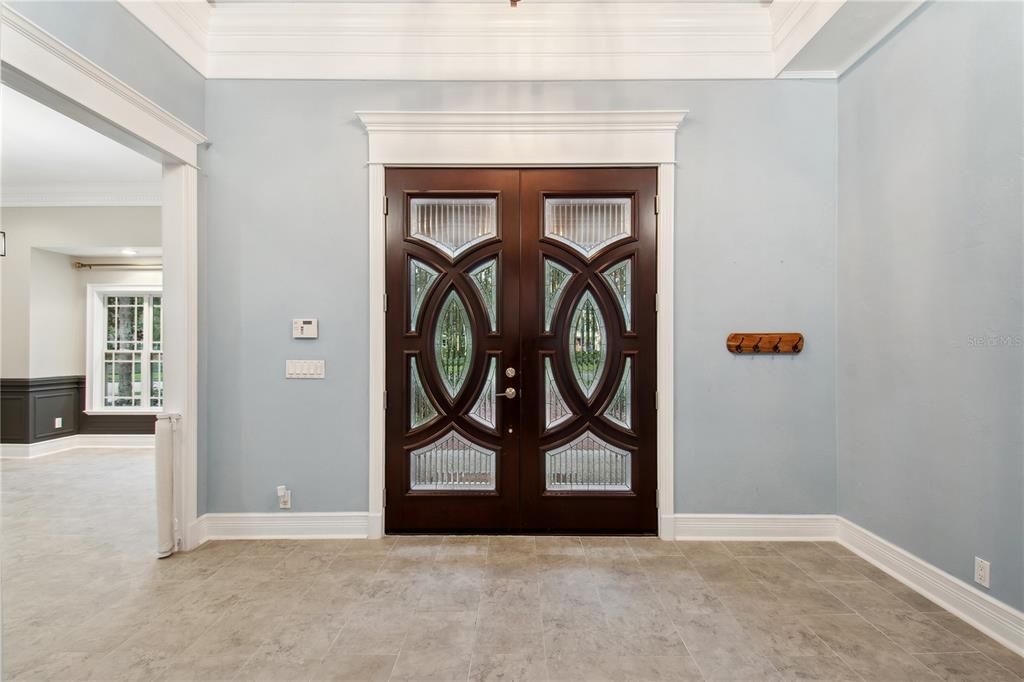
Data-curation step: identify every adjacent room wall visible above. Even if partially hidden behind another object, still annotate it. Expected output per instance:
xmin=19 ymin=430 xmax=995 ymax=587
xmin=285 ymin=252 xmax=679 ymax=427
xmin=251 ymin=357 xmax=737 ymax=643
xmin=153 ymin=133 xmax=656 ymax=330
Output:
xmin=0 ymin=207 xmax=162 ymax=378
xmin=7 ymin=0 xmax=205 ymax=133
xmin=203 ymin=80 xmax=837 ymax=515
xmin=837 ymin=1 xmax=1023 ymax=609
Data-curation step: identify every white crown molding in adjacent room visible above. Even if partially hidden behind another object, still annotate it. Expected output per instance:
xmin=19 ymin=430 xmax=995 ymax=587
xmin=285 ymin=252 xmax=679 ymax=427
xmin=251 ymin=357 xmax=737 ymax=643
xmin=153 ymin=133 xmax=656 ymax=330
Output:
xmin=0 ymin=434 xmax=156 ymax=459
xmin=1 ymin=182 xmax=163 ymax=207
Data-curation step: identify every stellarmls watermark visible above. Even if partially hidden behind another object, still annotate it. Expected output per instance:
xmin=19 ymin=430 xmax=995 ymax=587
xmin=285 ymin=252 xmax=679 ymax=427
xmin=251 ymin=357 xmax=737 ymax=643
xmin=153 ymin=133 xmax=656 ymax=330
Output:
xmin=966 ymin=335 xmax=1024 ymax=348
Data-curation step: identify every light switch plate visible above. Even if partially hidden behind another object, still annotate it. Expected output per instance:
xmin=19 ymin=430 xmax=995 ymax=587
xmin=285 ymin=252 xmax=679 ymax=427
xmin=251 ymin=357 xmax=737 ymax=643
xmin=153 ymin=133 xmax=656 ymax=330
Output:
xmin=286 ymin=359 xmax=325 ymax=379
xmin=292 ymin=318 xmax=319 ymax=339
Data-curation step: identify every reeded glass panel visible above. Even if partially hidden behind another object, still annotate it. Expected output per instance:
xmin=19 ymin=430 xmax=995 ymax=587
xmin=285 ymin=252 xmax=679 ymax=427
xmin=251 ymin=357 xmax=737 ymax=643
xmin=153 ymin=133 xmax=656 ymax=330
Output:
xmin=468 ymin=357 xmax=497 ymax=429
xmin=569 ymin=290 xmax=606 ymax=399
xmin=409 ymin=259 xmax=440 ymax=332
xmin=603 ymin=357 xmax=632 ymax=430
xmin=410 ymin=356 xmax=438 ymax=429
xmin=601 ymin=259 xmax=632 ymax=332
xmin=545 ymin=358 xmax=573 ymax=429
xmin=435 ymin=290 xmax=473 ymax=398
xmin=468 ymin=258 xmax=498 ymax=332
xmin=411 ymin=430 xmax=496 ymax=491
xmin=409 ymin=197 xmax=498 ymax=260
xmin=544 ymin=197 xmax=632 ymax=258
xmin=544 ymin=258 xmax=573 ymax=333
xmin=545 ymin=431 xmax=631 ymax=491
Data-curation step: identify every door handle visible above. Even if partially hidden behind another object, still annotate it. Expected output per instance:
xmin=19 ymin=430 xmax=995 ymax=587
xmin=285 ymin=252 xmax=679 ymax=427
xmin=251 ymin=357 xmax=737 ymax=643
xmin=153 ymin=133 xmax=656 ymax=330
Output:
xmin=497 ymin=387 xmax=517 ymax=399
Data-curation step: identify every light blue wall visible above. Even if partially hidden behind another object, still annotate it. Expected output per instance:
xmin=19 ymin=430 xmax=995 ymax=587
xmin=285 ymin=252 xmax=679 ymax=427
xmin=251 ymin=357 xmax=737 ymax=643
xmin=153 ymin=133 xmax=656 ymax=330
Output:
xmin=203 ymin=80 xmax=838 ymax=515
xmin=8 ymin=1 xmax=205 ymax=132
xmin=837 ymin=2 xmax=1023 ymax=609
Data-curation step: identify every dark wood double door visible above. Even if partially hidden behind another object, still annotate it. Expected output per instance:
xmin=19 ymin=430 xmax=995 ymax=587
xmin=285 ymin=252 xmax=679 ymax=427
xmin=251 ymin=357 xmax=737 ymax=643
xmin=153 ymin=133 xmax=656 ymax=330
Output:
xmin=385 ymin=168 xmax=657 ymax=534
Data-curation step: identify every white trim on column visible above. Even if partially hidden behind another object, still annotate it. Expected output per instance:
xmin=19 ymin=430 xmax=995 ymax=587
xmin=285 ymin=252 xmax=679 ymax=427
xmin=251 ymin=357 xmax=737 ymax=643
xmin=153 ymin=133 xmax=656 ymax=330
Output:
xmin=2 ymin=9 xmax=204 ymax=554
xmin=0 ymin=7 xmax=206 ymax=166
xmin=0 ymin=434 xmax=156 ymax=459
xmin=358 ymin=110 xmax=686 ymax=539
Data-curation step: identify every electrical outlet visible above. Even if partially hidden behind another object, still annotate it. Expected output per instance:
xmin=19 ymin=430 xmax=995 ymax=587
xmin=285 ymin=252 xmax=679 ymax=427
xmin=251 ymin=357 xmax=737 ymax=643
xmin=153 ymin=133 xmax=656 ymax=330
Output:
xmin=974 ymin=557 xmax=990 ymax=588
xmin=277 ymin=485 xmax=292 ymax=510
xmin=54 ymin=417 xmax=63 ymax=429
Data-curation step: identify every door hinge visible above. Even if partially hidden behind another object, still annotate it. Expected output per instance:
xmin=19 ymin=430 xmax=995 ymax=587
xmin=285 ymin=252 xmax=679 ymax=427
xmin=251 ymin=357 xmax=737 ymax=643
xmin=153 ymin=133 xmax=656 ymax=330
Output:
xmin=655 ymin=390 xmax=659 ymax=410
xmin=383 ymin=390 xmax=388 ymax=410
xmin=382 ymin=488 xmax=386 ymax=508
xmin=656 ymin=489 xmax=660 ymax=509
xmin=383 ymin=196 xmax=389 ymax=216
xmin=654 ymin=195 xmax=660 ymax=215
xmin=383 ymin=293 xmax=388 ymax=312
xmin=655 ymin=292 xmax=659 ymax=313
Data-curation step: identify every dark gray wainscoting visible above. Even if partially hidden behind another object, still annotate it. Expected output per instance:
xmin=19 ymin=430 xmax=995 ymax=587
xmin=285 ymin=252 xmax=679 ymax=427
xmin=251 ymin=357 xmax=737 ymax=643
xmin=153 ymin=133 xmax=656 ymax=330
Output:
xmin=0 ymin=377 xmax=156 ymax=444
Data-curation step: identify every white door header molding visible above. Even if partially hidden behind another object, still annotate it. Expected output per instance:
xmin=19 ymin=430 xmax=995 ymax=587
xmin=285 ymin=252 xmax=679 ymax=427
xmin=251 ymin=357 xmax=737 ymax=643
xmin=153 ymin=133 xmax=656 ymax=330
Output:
xmin=356 ymin=111 xmax=688 ymax=166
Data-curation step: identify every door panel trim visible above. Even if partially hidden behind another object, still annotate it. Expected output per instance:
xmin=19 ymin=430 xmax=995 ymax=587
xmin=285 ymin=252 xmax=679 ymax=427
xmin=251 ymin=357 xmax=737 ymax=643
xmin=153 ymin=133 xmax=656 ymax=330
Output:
xmin=362 ymin=110 xmax=685 ymax=539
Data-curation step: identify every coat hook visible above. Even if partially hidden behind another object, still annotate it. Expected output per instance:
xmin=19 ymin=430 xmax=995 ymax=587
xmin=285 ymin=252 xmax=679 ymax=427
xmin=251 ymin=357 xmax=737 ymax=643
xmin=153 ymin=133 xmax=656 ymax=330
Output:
xmin=752 ymin=336 xmax=763 ymax=353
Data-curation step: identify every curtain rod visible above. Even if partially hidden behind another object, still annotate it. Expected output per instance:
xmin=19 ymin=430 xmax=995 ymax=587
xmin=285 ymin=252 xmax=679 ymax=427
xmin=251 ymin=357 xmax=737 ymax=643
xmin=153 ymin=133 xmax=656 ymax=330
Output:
xmin=72 ymin=262 xmax=162 ymax=271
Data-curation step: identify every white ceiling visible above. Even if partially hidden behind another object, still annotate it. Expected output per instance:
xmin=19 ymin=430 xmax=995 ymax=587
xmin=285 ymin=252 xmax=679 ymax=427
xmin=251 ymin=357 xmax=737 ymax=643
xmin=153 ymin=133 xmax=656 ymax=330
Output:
xmin=1 ymin=85 xmax=162 ymax=206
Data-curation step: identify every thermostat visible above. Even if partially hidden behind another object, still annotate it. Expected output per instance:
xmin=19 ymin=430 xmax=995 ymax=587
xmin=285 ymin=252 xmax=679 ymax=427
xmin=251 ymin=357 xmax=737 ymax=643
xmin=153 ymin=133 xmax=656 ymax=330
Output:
xmin=292 ymin=318 xmax=319 ymax=339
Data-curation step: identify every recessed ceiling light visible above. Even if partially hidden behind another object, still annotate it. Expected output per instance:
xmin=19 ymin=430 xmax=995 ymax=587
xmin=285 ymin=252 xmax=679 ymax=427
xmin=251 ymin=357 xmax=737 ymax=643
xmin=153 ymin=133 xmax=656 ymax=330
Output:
xmin=121 ymin=248 xmax=137 ymax=256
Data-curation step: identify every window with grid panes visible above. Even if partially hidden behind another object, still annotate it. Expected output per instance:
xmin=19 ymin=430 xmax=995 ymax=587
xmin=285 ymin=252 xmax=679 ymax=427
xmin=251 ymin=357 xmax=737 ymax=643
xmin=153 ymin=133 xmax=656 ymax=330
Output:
xmin=102 ymin=294 xmax=163 ymax=408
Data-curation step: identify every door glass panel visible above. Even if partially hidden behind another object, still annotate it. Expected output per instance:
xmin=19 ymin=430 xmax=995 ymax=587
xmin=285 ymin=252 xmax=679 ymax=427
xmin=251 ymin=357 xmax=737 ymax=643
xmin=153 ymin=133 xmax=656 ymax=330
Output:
xmin=409 ymin=197 xmax=498 ymax=260
xmin=543 ymin=197 xmax=632 ymax=258
xmin=545 ymin=357 xmax=573 ymax=429
xmin=411 ymin=430 xmax=496 ymax=491
xmin=545 ymin=431 xmax=631 ymax=491
xmin=569 ymin=290 xmax=606 ymax=399
xmin=468 ymin=357 xmax=497 ymax=429
xmin=409 ymin=259 xmax=440 ymax=332
xmin=435 ymin=290 xmax=474 ymax=399
xmin=601 ymin=259 xmax=632 ymax=332
xmin=468 ymin=258 xmax=498 ymax=332
xmin=410 ymin=356 xmax=438 ymax=429
xmin=544 ymin=258 xmax=573 ymax=333
xmin=603 ymin=357 xmax=632 ymax=430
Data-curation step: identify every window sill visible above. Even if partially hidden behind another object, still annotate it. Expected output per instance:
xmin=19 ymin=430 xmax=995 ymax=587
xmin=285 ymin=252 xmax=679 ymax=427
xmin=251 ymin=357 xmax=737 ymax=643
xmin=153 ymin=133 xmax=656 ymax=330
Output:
xmin=83 ymin=409 xmax=163 ymax=416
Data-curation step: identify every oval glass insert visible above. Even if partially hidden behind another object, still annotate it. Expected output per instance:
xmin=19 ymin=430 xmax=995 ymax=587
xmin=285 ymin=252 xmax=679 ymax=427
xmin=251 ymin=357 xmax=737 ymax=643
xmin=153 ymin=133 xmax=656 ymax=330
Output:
xmin=568 ymin=290 xmax=606 ymax=399
xmin=435 ymin=289 xmax=473 ymax=399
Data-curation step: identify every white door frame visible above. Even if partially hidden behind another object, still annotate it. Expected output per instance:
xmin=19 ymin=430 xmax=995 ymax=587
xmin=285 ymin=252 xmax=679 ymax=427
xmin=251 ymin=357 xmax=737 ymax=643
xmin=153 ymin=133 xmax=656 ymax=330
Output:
xmin=358 ymin=111 xmax=686 ymax=539
xmin=2 ymin=8 xmax=206 ymax=550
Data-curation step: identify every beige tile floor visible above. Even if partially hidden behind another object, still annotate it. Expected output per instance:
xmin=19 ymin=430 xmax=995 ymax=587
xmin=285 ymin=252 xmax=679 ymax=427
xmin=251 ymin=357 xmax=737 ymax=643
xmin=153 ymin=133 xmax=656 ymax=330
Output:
xmin=3 ymin=449 xmax=1022 ymax=681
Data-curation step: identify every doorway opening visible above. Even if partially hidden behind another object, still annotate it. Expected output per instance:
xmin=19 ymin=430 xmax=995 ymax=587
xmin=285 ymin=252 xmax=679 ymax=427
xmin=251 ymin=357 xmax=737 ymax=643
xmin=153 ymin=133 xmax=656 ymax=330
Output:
xmin=384 ymin=167 xmax=658 ymax=534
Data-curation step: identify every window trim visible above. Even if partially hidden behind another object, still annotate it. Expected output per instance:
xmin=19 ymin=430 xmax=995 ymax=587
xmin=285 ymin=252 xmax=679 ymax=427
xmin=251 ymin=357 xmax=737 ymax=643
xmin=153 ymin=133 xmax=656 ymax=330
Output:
xmin=85 ymin=283 xmax=164 ymax=414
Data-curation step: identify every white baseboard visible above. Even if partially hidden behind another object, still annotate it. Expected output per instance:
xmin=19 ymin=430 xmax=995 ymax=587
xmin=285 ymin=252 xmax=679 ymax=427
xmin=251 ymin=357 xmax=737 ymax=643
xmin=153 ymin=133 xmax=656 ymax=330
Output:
xmin=672 ymin=513 xmax=839 ymax=540
xmin=0 ymin=433 xmax=155 ymax=459
xmin=197 ymin=512 xmax=372 ymax=541
xmin=837 ymin=517 xmax=1024 ymax=657
xmin=667 ymin=513 xmax=1022 ymax=657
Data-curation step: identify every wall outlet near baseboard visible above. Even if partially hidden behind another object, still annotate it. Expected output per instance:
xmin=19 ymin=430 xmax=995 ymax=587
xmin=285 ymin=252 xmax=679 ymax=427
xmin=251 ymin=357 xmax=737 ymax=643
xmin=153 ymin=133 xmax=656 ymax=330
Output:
xmin=974 ymin=557 xmax=990 ymax=588
xmin=277 ymin=485 xmax=292 ymax=510
xmin=54 ymin=417 xmax=63 ymax=429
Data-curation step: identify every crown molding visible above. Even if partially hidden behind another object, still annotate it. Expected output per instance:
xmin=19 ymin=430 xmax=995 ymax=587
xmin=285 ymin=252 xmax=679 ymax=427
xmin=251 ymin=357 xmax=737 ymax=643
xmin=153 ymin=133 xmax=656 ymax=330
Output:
xmin=1 ymin=7 xmax=207 ymax=165
xmin=114 ymin=0 xmax=923 ymax=81
xmin=1 ymin=182 xmax=162 ymax=207
xmin=118 ymin=0 xmax=209 ymax=76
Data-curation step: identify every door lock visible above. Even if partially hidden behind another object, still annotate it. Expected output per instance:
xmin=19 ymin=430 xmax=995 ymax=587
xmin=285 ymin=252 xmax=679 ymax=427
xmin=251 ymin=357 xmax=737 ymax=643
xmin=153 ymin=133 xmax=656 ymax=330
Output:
xmin=497 ymin=387 xmax=517 ymax=399
xmin=505 ymin=367 xmax=517 ymax=378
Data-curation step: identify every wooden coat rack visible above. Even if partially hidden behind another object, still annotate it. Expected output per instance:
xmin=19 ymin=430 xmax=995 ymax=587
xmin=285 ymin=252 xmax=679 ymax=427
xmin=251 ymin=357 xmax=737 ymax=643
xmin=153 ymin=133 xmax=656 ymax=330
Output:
xmin=727 ymin=333 xmax=804 ymax=355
